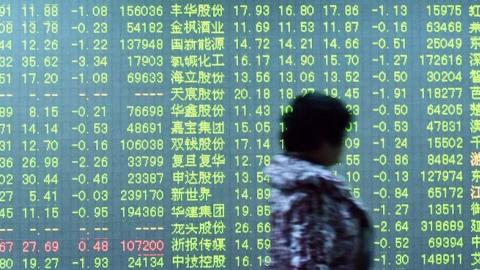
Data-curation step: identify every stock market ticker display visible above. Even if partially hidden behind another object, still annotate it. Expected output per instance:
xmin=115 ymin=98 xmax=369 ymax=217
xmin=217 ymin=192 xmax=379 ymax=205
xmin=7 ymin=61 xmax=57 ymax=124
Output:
xmin=0 ymin=0 xmax=478 ymax=269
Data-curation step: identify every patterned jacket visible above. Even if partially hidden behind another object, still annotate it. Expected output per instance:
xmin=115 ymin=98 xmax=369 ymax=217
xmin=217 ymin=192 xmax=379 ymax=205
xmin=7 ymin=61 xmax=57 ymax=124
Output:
xmin=264 ymin=154 xmax=372 ymax=270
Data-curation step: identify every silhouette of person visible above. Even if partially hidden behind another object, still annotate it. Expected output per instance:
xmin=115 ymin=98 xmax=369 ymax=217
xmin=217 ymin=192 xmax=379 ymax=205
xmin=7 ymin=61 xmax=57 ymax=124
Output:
xmin=265 ymin=93 xmax=372 ymax=270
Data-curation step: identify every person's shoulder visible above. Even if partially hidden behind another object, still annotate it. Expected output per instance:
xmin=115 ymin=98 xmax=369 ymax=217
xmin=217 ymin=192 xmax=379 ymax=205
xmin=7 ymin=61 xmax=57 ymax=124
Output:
xmin=266 ymin=154 xmax=341 ymax=188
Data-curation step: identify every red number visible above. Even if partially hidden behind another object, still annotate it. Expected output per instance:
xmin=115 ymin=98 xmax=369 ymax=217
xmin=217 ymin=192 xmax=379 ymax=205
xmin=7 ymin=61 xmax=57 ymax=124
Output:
xmin=44 ymin=240 xmax=59 ymax=252
xmin=22 ymin=241 xmax=36 ymax=253
xmin=93 ymin=240 xmax=109 ymax=252
xmin=120 ymin=240 xmax=164 ymax=252
xmin=0 ymin=241 xmax=13 ymax=253
xmin=78 ymin=240 xmax=87 ymax=252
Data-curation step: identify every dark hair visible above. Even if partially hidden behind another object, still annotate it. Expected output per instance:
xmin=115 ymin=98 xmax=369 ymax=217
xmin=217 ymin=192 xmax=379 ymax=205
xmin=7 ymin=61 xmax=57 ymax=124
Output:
xmin=281 ymin=93 xmax=353 ymax=152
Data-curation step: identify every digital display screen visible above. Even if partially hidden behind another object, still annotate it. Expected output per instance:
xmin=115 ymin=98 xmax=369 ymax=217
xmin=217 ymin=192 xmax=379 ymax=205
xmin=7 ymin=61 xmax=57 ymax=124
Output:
xmin=0 ymin=1 xmax=477 ymax=269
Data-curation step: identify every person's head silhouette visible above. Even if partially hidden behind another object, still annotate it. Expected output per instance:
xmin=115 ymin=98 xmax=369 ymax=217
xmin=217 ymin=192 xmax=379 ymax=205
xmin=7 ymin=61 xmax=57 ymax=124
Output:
xmin=281 ymin=92 xmax=353 ymax=166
